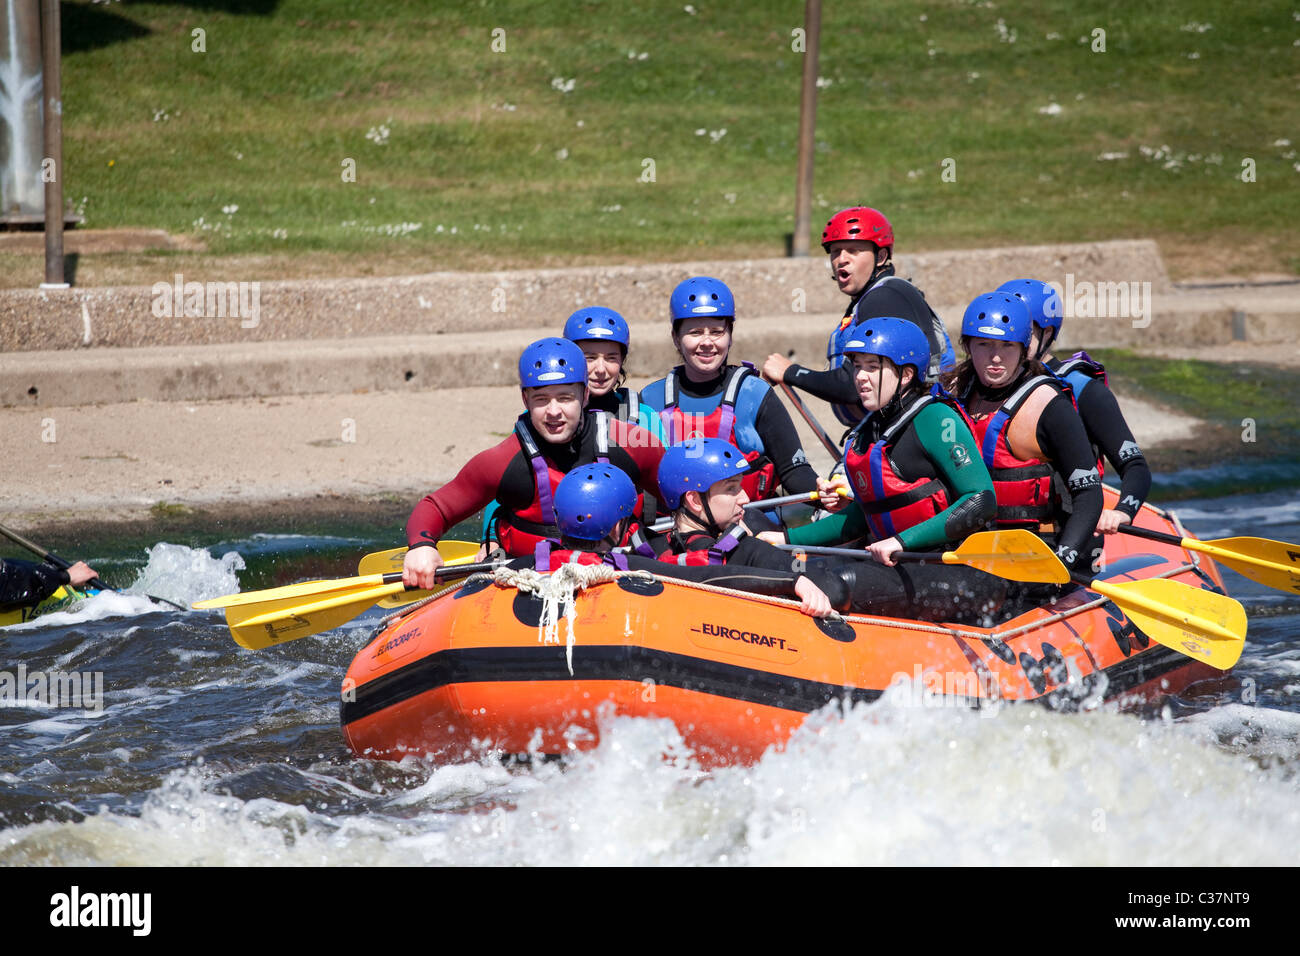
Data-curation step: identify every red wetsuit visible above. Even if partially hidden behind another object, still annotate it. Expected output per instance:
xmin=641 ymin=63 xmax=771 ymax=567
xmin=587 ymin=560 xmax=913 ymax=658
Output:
xmin=406 ymin=411 xmax=665 ymax=557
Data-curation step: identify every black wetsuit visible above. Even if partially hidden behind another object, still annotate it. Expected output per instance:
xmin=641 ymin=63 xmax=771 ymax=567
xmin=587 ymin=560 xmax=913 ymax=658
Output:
xmin=1046 ymin=356 xmax=1152 ymax=519
xmin=0 ymin=559 xmax=72 ymax=610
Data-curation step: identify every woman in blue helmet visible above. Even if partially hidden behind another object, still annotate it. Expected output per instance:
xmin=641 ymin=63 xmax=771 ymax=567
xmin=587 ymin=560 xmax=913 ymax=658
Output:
xmin=517 ymin=464 xmax=843 ymax=618
xmin=562 ymin=307 xmax=667 ymax=443
xmin=757 ymin=318 xmax=1009 ymax=623
xmin=941 ymin=293 xmax=1103 ymax=574
xmin=403 ymin=337 xmax=666 ymax=589
xmin=997 ymin=279 xmax=1152 ymax=536
xmin=640 ymin=276 xmax=819 ymax=504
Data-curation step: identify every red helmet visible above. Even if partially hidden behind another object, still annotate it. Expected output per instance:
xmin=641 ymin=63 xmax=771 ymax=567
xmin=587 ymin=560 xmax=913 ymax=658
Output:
xmin=822 ymin=207 xmax=893 ymax=252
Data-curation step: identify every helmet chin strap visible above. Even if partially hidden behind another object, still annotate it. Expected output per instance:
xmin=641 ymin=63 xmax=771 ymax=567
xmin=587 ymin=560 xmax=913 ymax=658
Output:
xmin=684 ymin=492 xmax=725 ymax=536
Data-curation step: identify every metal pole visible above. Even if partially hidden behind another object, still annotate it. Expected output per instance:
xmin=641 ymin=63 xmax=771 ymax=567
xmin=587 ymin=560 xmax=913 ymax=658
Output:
xmin=40 ymin=0 xmax=66 ymax=288
xmin=791 ymin=0 xmax=821 ymax=257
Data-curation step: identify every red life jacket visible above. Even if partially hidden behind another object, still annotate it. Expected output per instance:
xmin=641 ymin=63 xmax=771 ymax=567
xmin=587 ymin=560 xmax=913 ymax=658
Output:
xmin=495 ymin=412 xmax=612 ymax=557
xmin=961 ymin=374 xmax=1066 ymax=529
xmin=533 ymin=541 xmax=629 ymax=572
xmin=630 ymin=524 xmax=748 ymax=567
xmin=657 ymin=365 xmax=778 ymax=501
xmin=843 ymin=391 xmax=953 ymax=541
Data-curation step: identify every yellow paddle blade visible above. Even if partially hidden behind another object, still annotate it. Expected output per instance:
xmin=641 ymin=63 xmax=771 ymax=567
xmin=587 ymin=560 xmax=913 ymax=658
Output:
xmin=357 ymin=541 xmax=480 ymax=608
xmin=1193 ymin=536 xmax=1300 ymax=595
xmin=225 ymin=582 xmax=404 ymax=650
xmin=947 ymin=530 xmax=1070 ymax=584
xmin=193 ymin=572 xmax=391 ymax=611
xmin=1089 ymin=578 xmax=1246 ymax=670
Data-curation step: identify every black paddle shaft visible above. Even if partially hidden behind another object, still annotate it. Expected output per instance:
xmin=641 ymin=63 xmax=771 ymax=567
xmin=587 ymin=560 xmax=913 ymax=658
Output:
xmin=1116 ymin=524 xmax=1185 ymax=547
xmin=0 ymin=522 xmax=111 ymax=592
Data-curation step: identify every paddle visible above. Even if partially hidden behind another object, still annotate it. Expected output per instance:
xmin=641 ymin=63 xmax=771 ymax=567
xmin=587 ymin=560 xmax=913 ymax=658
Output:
xmin=778 ymin=529 xmax=1070 ymax=584
xmin=0 ymin=521 xmax=188 ymax=611
xmin=194 ymin=561 xmax=503 ymax=650
xmin=781 ymin=530 xmax=1245 ymax=669
xmin=648 ymin=487 xmax=850 ymax=533
xmin=356 ymin=540 xmax=481 ymax=608
xmin=1116 ymin=524 xmax=1300 ymax=595
xmin=778 ymin=382 xmax=842 ymax=459
xmin=1079 ymin=574 xmax=1246 ymax=670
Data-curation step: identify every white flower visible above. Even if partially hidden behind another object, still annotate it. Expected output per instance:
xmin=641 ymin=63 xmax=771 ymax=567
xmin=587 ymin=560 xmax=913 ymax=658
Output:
xmin=684 ymin=4 xmax=697 ymax=14
xmin=709 ymin=128 xmax=727 ymax=143
xmin=1179 ymin=22 xmax=1212 ymax=33
xmin=222 ymin=204 xmax=238 ymax=215
xmin=555 ymin=147 xmax=569 ymax=160
xmin=365 ymin=124 xmax=391 ymax=145
xmin=1096 ymin=151 xmax=1129 ymax=161
xmin=1037 ymin=102 xmax=1062 ymax=115
xmin=994 ymin=18 xmax=1017 ymax=43
xmin=551 ymin=77 xmax=576 ymax=93
xmin=1274 ymin=138 xmax=1292 ymax=147
xmin=816 ymin=76 xmax=833 ymax=88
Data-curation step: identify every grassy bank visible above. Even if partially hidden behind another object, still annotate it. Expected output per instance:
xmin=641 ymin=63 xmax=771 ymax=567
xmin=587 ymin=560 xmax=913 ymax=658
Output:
xmin=17 ymin=0 xmax=1296 ymax=286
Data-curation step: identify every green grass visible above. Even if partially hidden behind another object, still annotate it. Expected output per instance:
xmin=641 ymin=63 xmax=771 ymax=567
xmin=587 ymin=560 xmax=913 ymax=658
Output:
xmin=57 ymin=0 xmax=1300 ymax=273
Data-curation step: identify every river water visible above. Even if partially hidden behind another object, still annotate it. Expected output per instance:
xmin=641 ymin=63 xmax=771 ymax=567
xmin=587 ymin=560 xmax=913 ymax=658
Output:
xmin=2 ymin=486 xmax=1299 ymax=868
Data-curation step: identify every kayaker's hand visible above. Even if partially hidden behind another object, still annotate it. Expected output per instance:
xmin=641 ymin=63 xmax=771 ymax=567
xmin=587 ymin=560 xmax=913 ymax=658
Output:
xmin=816 ymin=476 xmax=852 ymax=513
xmin=794 ymin=575 xmax=832 ymax=618
xmin=64 ymin=561 xmax=98 ymax=588
xmin=756 ymin=531 xmax=786 ymax=546
xmin=762 ymin=353 xmax=792 ymax=384
xmin=867 ymin=537 xmax=903 ymax=566
xmin=403 ymin=546 xmax=443 ymax=590
xmin=1096 ymin=509 xmax=1132 ymax=535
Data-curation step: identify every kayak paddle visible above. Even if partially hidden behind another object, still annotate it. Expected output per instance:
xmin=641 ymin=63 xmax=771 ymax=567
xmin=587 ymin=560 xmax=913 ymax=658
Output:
xmin=356 ymin=540 xmax=481 ymax=608
xmin=780 ymin=530 xmax=1071 ymax=584
xmin=1117 ymin=524 xmax=1300 ymax=595
xmin=194 ymin=561 xmax=504 ymax=650
xmin=649 ymin=487 xmax=850 ymax=533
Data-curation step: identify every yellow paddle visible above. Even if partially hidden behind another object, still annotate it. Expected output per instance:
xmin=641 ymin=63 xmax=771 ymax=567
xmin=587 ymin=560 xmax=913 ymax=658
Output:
xmin=1118 ymin=524 xmax=1300 ymax=595
xmin=782 ymin=530 xmax=1071 ymax=584
xmin=784 ymin=530 xmax=1246 ymax=669
xmin=194 ymin=561 xmax=502 ymax=650
xmin=1083 ymin=576 xmax=1246 ymax=670
xmin=356 ymin=540 xmax=481 ymax=608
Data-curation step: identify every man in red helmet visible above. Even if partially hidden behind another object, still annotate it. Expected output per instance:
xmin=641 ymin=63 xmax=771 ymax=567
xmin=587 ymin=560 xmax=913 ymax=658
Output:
xmin=762 ymin=206 xmax=955 ymax=431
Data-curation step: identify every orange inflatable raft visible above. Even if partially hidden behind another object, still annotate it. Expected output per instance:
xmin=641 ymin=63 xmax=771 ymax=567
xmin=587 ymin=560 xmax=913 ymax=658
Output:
xmin=341 ymin=489 xmax=1232 ymax=766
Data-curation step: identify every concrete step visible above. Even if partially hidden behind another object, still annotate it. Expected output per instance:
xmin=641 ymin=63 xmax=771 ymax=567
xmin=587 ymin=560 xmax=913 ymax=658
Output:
xmin=4 ymin=283 xmax=1297 ymax=407
xmin=1 ymin=239 xmax=1170 ymax=351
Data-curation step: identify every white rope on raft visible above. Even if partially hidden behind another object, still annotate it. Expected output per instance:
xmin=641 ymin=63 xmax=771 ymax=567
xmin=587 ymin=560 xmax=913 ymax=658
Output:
xmin=491 ymin=563 xmax=652 ymax=674
xmin=382 ymin=558 xmax=1204 ymax=653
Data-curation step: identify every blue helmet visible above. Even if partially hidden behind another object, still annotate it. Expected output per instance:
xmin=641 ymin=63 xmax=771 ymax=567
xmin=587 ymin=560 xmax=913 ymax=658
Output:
xmin=657 ymin=438 xmax=750 ymax=511
xmin=553 ymin=465 xmax=638 ymax=542
xmin=518 ymin=338 xmax=588 ymax=389
xmin=996 ymin=279 xmax=1063 ymax=333
xmin=960 ymin=293 xmax=1033 ymax=349
xmin=840 ymin=316 xmax=931 ymax=378
xmin=669 ymin=276 xmax=735 ymax=323
xmin=563 ymin=307 xmax=631 ymax=350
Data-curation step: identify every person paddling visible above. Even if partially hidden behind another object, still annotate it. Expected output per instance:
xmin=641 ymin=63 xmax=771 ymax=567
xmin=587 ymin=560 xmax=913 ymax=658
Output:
xmin=1 ymin=557 xmax=99 ymax=616
xmin=942 ymin=293 xmax=1103 ymax=574
xmin=640 ymin=276 xmax=818 ymax=504
xmin=762 ymin=206 xmax=955 ymax=431
xmin=403 ymin=338 xmax=665 ymax=589
xmin=757 ymin=318 xmax=1008 ymax=623
xmin=997 ymin=279 xmax=1152 ymax=536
